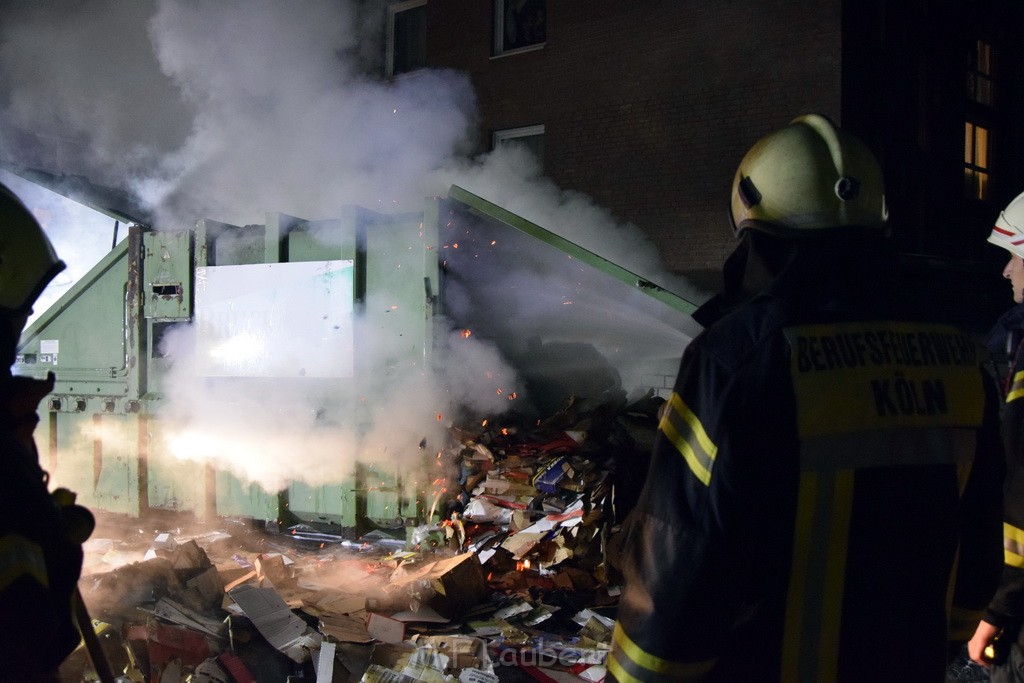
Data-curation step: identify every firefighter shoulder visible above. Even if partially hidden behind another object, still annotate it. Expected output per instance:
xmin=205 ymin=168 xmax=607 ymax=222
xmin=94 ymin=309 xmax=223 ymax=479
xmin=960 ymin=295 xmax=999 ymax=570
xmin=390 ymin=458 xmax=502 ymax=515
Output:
xmin=0 ymin=182 xmax=94 ymax=680
xmin=608 ymin=115 xmax=1003 ymax=682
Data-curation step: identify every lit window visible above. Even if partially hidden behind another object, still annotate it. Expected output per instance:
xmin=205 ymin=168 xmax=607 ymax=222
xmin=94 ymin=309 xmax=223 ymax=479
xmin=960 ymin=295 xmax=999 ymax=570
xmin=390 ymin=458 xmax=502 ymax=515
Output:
xmin=387 ymin=0 xmax=427 ymax=77
xmin=493 ymin=125 xmax=545 ymax=164
xmin=493 ymin=0 xmax=546 ymax=56
xmin=964 ymin=121 xmax=990 ymax=200
xmin=967 ymin=40 xmax=994 ymax=106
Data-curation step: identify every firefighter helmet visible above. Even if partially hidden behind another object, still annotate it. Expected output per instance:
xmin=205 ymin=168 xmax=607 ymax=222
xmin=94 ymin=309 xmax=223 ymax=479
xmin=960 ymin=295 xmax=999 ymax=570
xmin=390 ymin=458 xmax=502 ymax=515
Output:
xmin=0 ymin=183 xmax=65 ymax=316
xmin=987 ymin=190 xmax=1024 ymax=259
xmin=730 ymin=114 xmax=889 ymax=237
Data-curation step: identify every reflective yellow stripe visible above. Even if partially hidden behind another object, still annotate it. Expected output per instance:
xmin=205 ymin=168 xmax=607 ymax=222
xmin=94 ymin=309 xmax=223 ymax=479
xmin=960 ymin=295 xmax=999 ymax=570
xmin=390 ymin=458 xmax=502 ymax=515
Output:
xmin=782 ymin=472 xmax=817 ymax=680
xmin=783 ymin=469 xmax=854 ymax=681
xmin=610 ymin=622 xmax=716 ymax=679
xmin=1008 ymin=370 xmax=1024 ymax=403
xmin=1005 ymin=523 xmax=1024 ymax=568
xmin=818 ymin=470 xmax=854 ymax=682
xmin=660 ymin=392 xmax=717 ymax=486
xmin=0 ymin=534 xmax=48 ymax=591
xmin=606 ymin=653 xmax=641 ymax=683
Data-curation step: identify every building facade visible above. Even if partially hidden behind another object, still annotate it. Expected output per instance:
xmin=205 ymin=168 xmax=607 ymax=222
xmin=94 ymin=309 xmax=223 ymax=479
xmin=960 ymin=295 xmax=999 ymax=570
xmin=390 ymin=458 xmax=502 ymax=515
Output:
xmin=387 ymin=0 xmax=1024 ymax=327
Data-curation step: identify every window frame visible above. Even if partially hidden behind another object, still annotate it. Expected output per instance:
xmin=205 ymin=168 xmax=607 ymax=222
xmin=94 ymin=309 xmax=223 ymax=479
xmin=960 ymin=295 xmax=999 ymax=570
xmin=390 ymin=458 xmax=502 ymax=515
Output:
xmin=964 ymin=120 xmax=992 ymax=201
xmin=493 ymin=124 xmax=545 ymax=147
xmin=492 ymin=0 xmax=547 ymax=58
xmin=967 ymin=39 xmax=994 ymax=106
xmin=963 ymin=39 xmax=996 ymax=202
xmin=386 ymin=0 xmax=427 ymax=78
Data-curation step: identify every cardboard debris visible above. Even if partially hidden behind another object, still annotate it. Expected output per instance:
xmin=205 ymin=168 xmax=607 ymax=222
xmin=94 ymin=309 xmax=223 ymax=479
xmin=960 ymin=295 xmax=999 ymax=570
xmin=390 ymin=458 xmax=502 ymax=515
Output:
xmin=146 ymin=619 xmax=212 ymax=680
xmin=315 ymin=641 xmax=337 ymax=682
xmin=227 ymin=583 xmax=323 ymax=662
xmin=367 ymin=612 xmax=406 ymax=644
xmin=149 ymin=597 xmax=226 ymax=637
xmin=387 ymin=553 xmax=489 ymax=619
xmin=318 ymin=612 xmax=374 ymax=643
xmin=255 ymin=552 xmax=296 ymax=589
xmin=415 ymin=636 xmax=491 ymax=674
xmin=67 ymin=392 xmax=656 ymax=681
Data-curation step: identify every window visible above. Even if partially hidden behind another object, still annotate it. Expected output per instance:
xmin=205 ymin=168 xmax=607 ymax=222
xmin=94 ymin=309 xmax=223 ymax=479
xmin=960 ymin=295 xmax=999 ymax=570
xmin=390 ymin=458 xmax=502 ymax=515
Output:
xmin=967 ymin=40 xmax=994 ymax=106
xmin=493 ymin=125 xmax=545 ymax=164
xmin=387 ymin=0 xmax=426 ymax=77
xmin=493 ymin=0 xmax=546 ymax=56
xmin=964 ymin=40 xmax=995 ymax=200
xmin=964 ymin=122 xmax=991 ymax=201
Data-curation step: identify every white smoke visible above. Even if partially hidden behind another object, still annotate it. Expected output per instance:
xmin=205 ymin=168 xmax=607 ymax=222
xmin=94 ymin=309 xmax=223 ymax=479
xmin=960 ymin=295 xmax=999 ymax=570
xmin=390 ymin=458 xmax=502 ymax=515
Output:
xmin=0 ymin=0 xmax=700 ymax=498
xmin=0 ymin=169 xmax=125 ymax=326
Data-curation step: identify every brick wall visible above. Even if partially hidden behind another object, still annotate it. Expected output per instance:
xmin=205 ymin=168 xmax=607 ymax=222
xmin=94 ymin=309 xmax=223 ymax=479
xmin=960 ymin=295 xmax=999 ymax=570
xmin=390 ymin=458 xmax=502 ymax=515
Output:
xmin=426 ymin=0 xmax=843 ymax=276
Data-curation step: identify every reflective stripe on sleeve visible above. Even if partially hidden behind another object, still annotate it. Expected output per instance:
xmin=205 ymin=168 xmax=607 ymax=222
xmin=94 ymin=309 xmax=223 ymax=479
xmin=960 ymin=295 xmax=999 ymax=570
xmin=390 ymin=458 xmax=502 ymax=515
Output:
xmin=1008 ymin=370 xmax=1024 ymax=403
xmin=0 ymin=533 xmax=48 ymax=591
xmin=659 ymin=392 xmax=718 ymax=486
xmin=1004 ymin=522 xmax=1024 ymax=568
xmin=609 ymin=622 xmax=716 ymax=682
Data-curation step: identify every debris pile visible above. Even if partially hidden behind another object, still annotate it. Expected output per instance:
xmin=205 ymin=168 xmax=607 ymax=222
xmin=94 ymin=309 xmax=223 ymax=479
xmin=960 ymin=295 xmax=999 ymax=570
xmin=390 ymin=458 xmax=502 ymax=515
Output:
xmin=60 ymin=395 xmax=662 ymax=683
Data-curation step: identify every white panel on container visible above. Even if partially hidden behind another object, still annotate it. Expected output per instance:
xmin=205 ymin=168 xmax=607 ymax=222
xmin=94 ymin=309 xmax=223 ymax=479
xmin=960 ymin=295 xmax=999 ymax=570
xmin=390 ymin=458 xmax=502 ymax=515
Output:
xmin=195 ymin=260 xmax=354 ymax=378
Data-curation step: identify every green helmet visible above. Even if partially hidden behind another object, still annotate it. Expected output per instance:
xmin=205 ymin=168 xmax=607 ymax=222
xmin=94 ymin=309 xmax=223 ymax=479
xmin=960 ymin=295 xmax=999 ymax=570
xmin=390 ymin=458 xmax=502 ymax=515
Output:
xmin=0 ymin=183 xmax=66 ymax=316
xmin=730 ymin=114 xmax=889 ymax=237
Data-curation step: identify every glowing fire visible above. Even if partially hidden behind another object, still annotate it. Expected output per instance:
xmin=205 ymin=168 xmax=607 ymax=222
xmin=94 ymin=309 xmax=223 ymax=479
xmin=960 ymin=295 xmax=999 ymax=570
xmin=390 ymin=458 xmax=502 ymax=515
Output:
xmin=208 ymin=333 xmax=265 ymax=363
xmin=460 ymin=329 xmax=472 ymax=338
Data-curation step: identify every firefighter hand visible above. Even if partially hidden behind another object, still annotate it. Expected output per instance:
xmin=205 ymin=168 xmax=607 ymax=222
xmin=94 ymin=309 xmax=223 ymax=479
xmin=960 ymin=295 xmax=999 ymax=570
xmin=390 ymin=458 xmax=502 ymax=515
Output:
xmin=52 ymin=488 xmax=95 ymax=545
xmin=968 ymin=620 xmax=1001 ymax=667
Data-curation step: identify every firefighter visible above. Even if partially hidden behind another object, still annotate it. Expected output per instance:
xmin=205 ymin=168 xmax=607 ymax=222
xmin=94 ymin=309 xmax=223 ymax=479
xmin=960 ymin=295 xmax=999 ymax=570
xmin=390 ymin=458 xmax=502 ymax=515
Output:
xmin=607 ymin=114 xmax=1004 ymax=682
xmin=968 ymin=189 xmax=1024 ymax=680
xmin=0 ymin=182 xmax=94 ymax=681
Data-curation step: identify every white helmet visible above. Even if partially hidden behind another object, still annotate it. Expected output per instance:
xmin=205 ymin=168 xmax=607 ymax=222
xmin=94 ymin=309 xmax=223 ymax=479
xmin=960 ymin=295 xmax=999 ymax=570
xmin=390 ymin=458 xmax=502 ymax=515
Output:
xmin=730 ymin=114 xmax=889 ymax=237
xmin=987 ymin=190 xmax=1024 ymax=259
xmin=0 ymin=183 xmax=66 ymax=316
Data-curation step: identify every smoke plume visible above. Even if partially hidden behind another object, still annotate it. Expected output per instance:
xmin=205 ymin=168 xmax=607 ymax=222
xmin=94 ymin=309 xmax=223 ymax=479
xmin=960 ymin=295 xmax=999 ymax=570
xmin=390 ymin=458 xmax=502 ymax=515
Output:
xmin=0 ymin=1 xmax=700 ymax=502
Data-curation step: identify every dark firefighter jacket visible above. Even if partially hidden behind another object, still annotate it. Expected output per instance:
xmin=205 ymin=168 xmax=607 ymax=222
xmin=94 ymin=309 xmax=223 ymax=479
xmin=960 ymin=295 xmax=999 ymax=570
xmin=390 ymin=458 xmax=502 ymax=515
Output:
xmin=608 ymin=236 xmax=1004 ymax=683
xmin=0 ymin=372 xmax=91 ymax=681
xmin=981 ymin=303 xmax=1024 ymax=645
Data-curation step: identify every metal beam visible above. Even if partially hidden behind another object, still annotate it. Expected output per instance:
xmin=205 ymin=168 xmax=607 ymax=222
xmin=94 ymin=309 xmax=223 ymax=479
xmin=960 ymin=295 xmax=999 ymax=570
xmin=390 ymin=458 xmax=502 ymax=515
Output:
xmin=447 ymin=184 xmax=699 ymax=315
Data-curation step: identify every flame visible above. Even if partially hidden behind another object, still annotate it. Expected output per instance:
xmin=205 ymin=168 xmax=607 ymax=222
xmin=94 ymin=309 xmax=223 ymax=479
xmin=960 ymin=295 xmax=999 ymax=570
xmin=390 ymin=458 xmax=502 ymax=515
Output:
xmin=460 ymin=329 xmax=472 ymax=338
xmin=208 ymin=332 xmax=265 ymax=363
xmin=482 ymin=419 xmax=488 ymax=427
